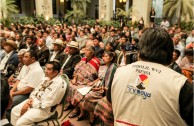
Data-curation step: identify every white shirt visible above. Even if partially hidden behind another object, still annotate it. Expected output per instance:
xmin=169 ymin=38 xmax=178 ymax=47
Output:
xmin=61 ymin=55 xmax=71 ymax=69
xmin=0 ymin=119 xmax=9 ymax=126
xmin=120 ymin=55 xmax=126 ymax=66
xmin=160 ymin=21 xmax=170 ymax=30
xmin=46 ymin=36 xmax=53 ymax=50
xmin=17 ymin=61 xmax=45 ymax=90
xmin=30 ymin=75 xmax=67 ymax=109
xmin=0 ymin=51 xmax=13 ymax=70
xmin=50 ymin=51 xmax=59 ymax=61
xmin=186 ymin=35 xmax=194 ymax=46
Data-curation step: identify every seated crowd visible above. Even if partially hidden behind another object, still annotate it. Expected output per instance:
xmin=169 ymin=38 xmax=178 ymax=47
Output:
xmin=0 ymin=21 xmax=193 ymax=126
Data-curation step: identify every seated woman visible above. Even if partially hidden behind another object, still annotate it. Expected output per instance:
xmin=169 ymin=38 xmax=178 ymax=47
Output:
xmin=180 ymin=49 xmax=193 ymax=83
xmin=80 ymin=51 xmax=117 ymax=125
xmin=67 ymin=46 xmax=101 ymax=118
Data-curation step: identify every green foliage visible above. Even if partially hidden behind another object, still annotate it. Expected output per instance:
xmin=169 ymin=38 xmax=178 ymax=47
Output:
xmin=64 ymin=0 xmax=91 ymax=25
xmin=83 ymin=19 xmax=96 ymax=27
xmin=180 ymin=21 xmax=194 ymax=31
xmin=18 ymin=15 xmax=60 ymax=26
xmin=0 ymin=0 xmax=19 ymax=25
xmin=64 ymin=10 xmax=85 ymax=24
xmin=163 ymin=0 xmax=194 ymax=24
xmin=98 ymin=20 xmax=120 ymax=28
xmin=126 ymin=21 xmax=138 ymax=28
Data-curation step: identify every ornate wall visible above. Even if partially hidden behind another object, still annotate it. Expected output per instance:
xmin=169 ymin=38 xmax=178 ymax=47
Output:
xmin=35 ymin=0 xmax=53 ymax=19
xmin=99 ymin=0 xmax=113 ymax=21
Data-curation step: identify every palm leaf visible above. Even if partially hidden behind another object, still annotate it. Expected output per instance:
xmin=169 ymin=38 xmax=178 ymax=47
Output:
xmin=0 ymin=0 xmax=19 ymax=24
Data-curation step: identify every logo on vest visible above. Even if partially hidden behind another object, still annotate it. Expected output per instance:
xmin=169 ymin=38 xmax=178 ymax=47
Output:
xmin=136 ymin=74 xmax=149 ymax=90
xmin=126 ymin=74 xmax=151 ymax=99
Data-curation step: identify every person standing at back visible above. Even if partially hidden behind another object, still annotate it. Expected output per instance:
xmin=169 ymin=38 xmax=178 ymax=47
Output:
xmin=108 ymin=28 xmax=193 ymax=126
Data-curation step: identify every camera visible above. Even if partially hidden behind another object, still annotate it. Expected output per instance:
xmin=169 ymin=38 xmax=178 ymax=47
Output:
xmin=122 ymin=42 xmax=138 ymax=52
xmin=122 ymin=42 xmax=138 ymax=64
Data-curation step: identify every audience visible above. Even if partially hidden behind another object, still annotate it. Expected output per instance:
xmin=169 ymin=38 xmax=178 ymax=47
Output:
xmin=0 ymin=20 xmax=192 ymax=125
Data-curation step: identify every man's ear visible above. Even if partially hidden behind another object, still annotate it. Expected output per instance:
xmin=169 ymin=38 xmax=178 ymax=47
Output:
xmin=6 ymin=95 xmax=13 ymax=110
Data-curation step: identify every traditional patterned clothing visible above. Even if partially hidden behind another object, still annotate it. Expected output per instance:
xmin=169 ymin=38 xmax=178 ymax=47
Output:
xmin=93 ymin=63 xmax=117 ymax=125
xmin=94 ymin=97 xmax=114 ymax=126
xmin=66 ymin=57 xmax=100 ymax=103
xmin=72 ymin=65 xmax=107 ymax=108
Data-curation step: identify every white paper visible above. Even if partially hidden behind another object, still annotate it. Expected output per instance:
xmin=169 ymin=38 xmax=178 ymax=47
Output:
xmin=77 ymin=86 xmax=92 ymax=96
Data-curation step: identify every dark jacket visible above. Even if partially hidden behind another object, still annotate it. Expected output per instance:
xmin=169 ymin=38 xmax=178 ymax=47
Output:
xmin=60 ymin=52 xmax=81 ymax=79
xmin=37 ymin=45 xmax=50 ymax=66
xmin=1 ymin=50 xmax=19 ymax=77
xmin=49 ymin=50 xmax=64 ymax=62
xmin=94 ymin=45 xmax=104 ymax=59
xmin=169 ymin=62 xmax=182 ymax=74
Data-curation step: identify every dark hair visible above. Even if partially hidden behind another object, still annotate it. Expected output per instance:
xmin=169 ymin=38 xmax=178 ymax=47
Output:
xmin=139 ymin=28 xmax=174 ymax=65
xmin=1 ymin=74 xmax=10 ymax=118
xmin=105 ymin=42 xmax=115 ymax=52
xmin=54 ymin=32 xmax=60 ymax=38
xmin=60 ymin=33 xmax=66 ymax=41
xmin=26 ymin=36 xmax=32 ymax=40
xmin=46 ymin=61 xmax=61 ymax=73
xmin=174 ymin=49 xmax=181 ymax=58
xmin=26 ymin=50 xmax=38 ymax=61
xmin=103 ymin=51 xmax=116 ymax=63
xmin=185 ymin=49 xmax=193 ymax=56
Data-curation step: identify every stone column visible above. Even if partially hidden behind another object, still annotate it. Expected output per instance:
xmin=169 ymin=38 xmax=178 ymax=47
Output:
xmin=125 ymin=0 xmax=129 ymax=12
xmin=99 ymin=0 xmax=113 ymax=21
xmin=132 ymin=0 xmax=152 ymax=27
xmin=35 ymin=0 xmax=53 ymax=19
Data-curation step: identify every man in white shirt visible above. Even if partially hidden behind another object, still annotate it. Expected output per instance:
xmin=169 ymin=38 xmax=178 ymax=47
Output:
xmin=11 ymin=61 xmax=67 ymax=126
xmin=160 ymin=17 xmax=170 ymax=30
xmin=43 ymin=31 xmax=53 ymax=51
xmin=6 ymin=50 xmax=45 ymax=120
xmin=173 ymin=34 xmax=185 ymax=64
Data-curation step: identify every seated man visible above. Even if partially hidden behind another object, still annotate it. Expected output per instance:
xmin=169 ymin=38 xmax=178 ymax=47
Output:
xmin=11 ymin=61 xmax=67 ymax=126
xmin=0 ymin=40 xmax=19 ymax=78
xmin=1 ymin=74 xmax=13 ymax=126
xmin=60 ymin=41 xmax=81 ymax=79
xmin=37 ymin=38 xmax=50 ymax=66
xmin=6 ymin=51 xmax=45 ymax=120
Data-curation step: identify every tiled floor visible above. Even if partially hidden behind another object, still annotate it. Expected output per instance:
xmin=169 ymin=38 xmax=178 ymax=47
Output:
xmin=37 ymin=105 xmax=101 ymax=126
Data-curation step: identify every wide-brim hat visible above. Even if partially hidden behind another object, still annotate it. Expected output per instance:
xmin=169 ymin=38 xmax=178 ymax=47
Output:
xmin=67 ymin=41 xmax=79 ymax=49
xmin=4 ymin=40 xmax=18 ymax=49
xmin=53 ymin=39 xmax=64 ymax=47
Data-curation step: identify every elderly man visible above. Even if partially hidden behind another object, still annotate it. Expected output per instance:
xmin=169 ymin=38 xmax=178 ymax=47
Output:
xmin=108 ymin=28 xmax=193 ymax=126
xmin=11 ymin=61 xmax=67 ymax=126
xmin=60 ymin=41 xmax=81 ymax=79
xmin=0 ymin=40 xmax=19 ymax=78
xmin=173 ymin=34 xmax=185 ymax=64
xmin=49 ymin=39 xmax=64 ymax=62
xmin=8 ymin=49 xmax=27 ymax=85
xmin=6 ymin=50 xmax=45 ymax=120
